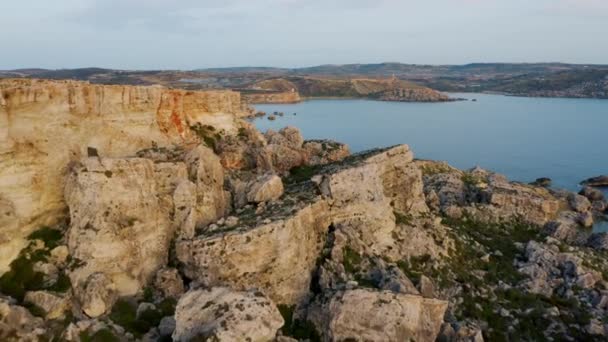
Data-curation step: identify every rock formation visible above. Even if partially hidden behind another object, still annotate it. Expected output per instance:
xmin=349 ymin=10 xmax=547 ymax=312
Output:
xmin=0 ymin=78 xmax=248 ymax=274
xmin=2 ymin=79 xmax=608 ymax=341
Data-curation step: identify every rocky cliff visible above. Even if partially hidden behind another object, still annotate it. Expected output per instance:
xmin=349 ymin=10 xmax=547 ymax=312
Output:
xmin=2 ymin=79 xmax=608 ymax=342
xmin=244 ymin=76 xmax=453 ymax=103
xmin=0 ymin=79 xmax=249 ymax=274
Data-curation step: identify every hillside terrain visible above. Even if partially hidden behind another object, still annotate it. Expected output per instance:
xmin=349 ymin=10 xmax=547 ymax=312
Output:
xmin=1 ymin=79 xmax=608 ymax=341
xmin=4 ymin=62 xmax=608 ymax=99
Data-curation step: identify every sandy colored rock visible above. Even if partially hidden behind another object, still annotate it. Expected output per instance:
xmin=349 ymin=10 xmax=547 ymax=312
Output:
xmin=308 ymin=289 xmax=448 ymax=342
xmin=24 ymin=290 xmax=70 ymax=320
xmin=75 ymin=272 xmax=117 ymax=318
xmin=184 ymin=145 xmax=231 ymax=226
xmin=0 ymin=78 xmax=248 ymax=274
xmin=172 ymin=287 xmax=284 ymax=342
xmin=177 ymin=200 xmax=331 ymax=305
xmin=154 ymin=268 xmax=185 ymax=299
xmin=246 ymin=173 xmax=284 ymax=203
xmin=303 ymin=140 xmax=351 ymax=165
xmin=65 ymin=157 xmax=182 ymax=299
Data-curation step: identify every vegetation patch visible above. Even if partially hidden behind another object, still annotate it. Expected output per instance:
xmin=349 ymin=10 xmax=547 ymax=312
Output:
xmin=109 ymin=298 xmax=164 ymax=337
xmin=285 ymin=165 xmax=320 ymax=184
xmin=277 ymin=304 xmax=321 ymax=342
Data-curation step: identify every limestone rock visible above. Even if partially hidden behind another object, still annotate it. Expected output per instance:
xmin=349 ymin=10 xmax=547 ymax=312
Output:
xmin=65 ymin=157 xmax=179 ymax=299
xmin=24 ymin=290 xmax=70 ymax=319
xmin=177 ymin=200 xmax=331 ymax=305
xmin=569 ymin=193 xmax=592 ymax=213
xmin=154 ymin=268 xmax=185 ymax=299
xmin=0 ymin=78 xmax=246 ymax=274
xmin=0 ymin=297 xmax=46 ymax=341
xmin=246 ymin=173 xmax=284 ymax=203
xmin=184 ymin=145 xmax=231 ymax=226
xmin=172 ymin=287 xmax=284 ymax=342
xmin=308 ymin=289 xmax=448 ymax=342
xmin=543 ymin=211 xmax=589 ymax=244
xmin=302 ymin=140 xmax=351 ymax=165
xmin=75 ymin=272 xmax=117 ymax=318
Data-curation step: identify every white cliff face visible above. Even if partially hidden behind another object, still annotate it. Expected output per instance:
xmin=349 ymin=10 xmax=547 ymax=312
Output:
xmin=0 ymin=79 xmax=247 ymax=274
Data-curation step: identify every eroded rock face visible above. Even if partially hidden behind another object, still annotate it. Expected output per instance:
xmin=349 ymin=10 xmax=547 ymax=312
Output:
xmin=308 ymin=289 xmax=448 ymax=342
xmin=0 ymin=78 xmax=248 ymax=274
xmin=65 ymin=157 xmax=181 ymax=299
xmin=184 ymin=146 xmax=231 ymax=226
xmin=172 ymin=287 xmax=284 ymax=342
xmin=177 ymin=200 xmax=331 ymax=305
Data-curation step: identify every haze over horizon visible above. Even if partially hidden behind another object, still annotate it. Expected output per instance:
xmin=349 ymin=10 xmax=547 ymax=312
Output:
xmin=2 ymin=0 xmax=607 ymax=70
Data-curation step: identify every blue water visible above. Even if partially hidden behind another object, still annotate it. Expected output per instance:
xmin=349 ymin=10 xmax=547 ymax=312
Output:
xmin=253 ymin=93 xmax=608 ymax=230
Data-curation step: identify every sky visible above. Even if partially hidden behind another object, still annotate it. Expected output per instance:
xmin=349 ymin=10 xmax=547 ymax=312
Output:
xmin=1 ymin=0 xmax=607 ymax=70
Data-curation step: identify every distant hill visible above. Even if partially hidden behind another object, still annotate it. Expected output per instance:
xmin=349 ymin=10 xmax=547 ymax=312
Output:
xmin=3 ymin=62 xmax=608 ymax=99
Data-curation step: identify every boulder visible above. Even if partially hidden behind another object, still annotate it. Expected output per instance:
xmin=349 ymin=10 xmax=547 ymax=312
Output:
xmin=579 ymin=186 xmax=605 ymax=201
xmin=308 ymin=289 xmax=448 ymax=342
xmin=587 ymin=233 xmax=608 ymax=251
xmin=581 ymin=175 xmax=608 ymax=187
xmin=568 ymin=193 xmax=592 ymax=213
xmin=24 ymin=290 xmax=70 ymax=319
xmin=577 ymin=211 xmax=594 ymax=228
xmin=75 ymin=272 xmax=117 ymax=318
xmin=543 ymin=211 xmax=590 ymax=244
xmin=302 ymin=140 xmax=351 ymax=165
xmin=154 ymin=268 xmax=185 ymax=299
xmin=531 ymin=177 xmax=552 ymax=187
xmin=172 ymin=287 xmax=284 ymax=342
xmin=246 ymin=174 xmax=284 ymax=203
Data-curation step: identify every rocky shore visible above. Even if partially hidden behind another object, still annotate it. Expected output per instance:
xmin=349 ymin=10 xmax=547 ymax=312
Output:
xmin=1 ymin=79 xmax=608 ymax=341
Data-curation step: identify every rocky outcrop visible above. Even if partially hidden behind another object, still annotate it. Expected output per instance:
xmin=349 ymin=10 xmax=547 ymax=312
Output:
xmin=303 ymin=140 xmax=351 ymax=166
xmin=243 ymin=91 xmax=301 ymax=104
xmin=65 ymin=157 xmax=182 ymax=304
xmin=176 ymin=145 xmax=427 ymax=306
xmin=421 ymin=162 xmax=561 ymax=225
xmin=245 ymin=76 xmax=454 ymax=103
xmin=177 ymin=200 xmax=332 ymax=305
xmin=172 ymin=287 xmax=284 ymax=341
xmin=0 ymin=78 xmax=248 ymax=274
xmin=308 ymin=289 xmax=448 ymax=342
xmin=581 ymin=175 xmax=608 ymax=187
